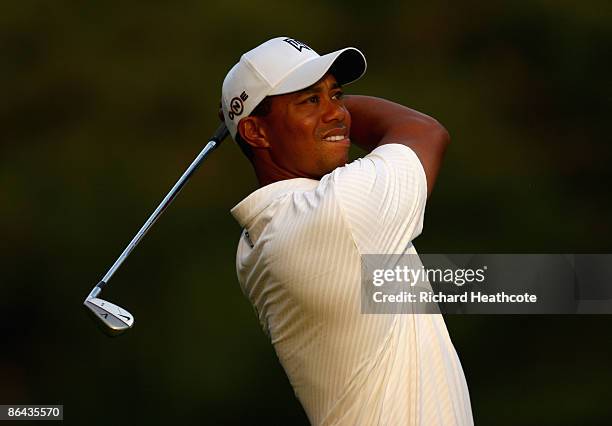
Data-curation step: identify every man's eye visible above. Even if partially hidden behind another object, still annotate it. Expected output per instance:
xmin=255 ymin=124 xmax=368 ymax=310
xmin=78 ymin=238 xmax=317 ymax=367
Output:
xmin=332 ymin=91 xmax=344 ymax=100
xmin=307 ymin=95 xmax=319 ymax=103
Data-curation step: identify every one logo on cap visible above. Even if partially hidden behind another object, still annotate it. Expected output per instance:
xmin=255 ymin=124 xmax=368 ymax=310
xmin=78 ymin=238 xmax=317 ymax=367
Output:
xmin=283 ymin=38 xmax=312 ymax=52
xmin=228 ymin=91 xmax=249 ymax=120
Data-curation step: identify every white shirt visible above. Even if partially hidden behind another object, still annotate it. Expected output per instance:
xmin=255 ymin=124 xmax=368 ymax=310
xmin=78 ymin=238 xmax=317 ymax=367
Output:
xmin=231 ymin=144 xmax=473 ymax=425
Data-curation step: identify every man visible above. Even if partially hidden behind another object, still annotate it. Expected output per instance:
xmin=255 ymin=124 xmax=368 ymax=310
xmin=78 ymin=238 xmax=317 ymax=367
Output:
xmin=221 ymin=37 xmax=473 ymax=425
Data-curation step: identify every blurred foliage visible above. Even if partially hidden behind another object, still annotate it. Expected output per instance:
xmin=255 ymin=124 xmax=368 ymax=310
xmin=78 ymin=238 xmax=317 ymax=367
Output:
xmin=1 ymin=0 xmax=611 ymax=425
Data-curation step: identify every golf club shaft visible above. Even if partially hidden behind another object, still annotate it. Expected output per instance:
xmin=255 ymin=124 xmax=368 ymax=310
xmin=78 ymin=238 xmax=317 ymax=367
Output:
xmin=89 ymin=124 xmax=229 ymax=299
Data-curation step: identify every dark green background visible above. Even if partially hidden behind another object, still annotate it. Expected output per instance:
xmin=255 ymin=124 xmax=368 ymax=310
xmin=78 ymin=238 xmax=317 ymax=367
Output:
xmin=1 ymin=1 xmax=611 ymax=425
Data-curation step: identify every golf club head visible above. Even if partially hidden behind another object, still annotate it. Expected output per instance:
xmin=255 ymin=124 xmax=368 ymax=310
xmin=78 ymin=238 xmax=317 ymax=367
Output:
xmin=84 ymin=297 xmax=134 ymax=336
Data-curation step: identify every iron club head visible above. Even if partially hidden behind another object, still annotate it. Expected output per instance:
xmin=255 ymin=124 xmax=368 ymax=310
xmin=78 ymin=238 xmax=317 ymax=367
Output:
xmin=84 ymin=297 xmax=134 ymax=336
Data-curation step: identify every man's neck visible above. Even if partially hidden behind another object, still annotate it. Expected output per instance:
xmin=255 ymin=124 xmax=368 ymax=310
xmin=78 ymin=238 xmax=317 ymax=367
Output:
xmin=252 ymin=153 xmax=316 ymax=187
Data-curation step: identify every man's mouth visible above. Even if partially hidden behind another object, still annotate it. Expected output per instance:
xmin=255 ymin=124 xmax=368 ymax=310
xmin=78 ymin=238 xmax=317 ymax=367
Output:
xmin=323 ymin=135 xmax=348 ymax=142
xmin=321 ymin=128 xmax=350 ymax=143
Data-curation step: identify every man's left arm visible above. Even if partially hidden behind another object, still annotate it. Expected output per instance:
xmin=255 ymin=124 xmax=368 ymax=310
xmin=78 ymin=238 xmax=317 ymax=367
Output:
xmin=343 ymin=95 xmax=450 ymax=198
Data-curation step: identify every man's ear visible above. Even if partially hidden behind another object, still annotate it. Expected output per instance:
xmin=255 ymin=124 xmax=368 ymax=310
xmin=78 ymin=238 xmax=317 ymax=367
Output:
xmin=238 ymin=117 xmax=270 ymax=149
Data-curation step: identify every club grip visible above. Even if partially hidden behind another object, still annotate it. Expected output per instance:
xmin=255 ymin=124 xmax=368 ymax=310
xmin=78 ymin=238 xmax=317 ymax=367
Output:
xmin=212 ymin=123 xmax=229 ymax=143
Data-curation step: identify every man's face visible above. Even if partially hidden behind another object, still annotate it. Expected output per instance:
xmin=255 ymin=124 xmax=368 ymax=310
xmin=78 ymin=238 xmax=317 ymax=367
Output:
xmin=258 ymin=73 xmax=351 ymax=179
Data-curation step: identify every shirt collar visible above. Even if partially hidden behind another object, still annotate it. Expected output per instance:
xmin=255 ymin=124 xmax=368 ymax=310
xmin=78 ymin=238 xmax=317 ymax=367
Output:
xmin=231 ymin=178 xmax=319 ymax=228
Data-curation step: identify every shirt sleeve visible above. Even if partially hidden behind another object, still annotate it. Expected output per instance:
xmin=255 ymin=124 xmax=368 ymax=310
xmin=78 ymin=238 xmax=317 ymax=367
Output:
xmin=328 ymin=143 xmax=428 ymax=254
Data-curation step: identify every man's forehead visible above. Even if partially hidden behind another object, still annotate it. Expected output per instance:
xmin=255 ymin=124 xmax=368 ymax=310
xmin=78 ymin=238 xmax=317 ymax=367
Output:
xmin=265 ymin=73 xmax=342 ymax=110
xmin=294 ymin=74 xmax=342 ymax=95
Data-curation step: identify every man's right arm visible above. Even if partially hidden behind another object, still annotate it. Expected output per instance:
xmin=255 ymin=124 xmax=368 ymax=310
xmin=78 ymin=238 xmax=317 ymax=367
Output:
xmin=343 ymin=95 xmax=450 ymax=198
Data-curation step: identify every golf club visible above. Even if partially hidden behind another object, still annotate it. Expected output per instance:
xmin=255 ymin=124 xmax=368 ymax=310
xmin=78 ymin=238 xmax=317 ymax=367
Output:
xmin=84 ymin=123 xmax=229 ymax=336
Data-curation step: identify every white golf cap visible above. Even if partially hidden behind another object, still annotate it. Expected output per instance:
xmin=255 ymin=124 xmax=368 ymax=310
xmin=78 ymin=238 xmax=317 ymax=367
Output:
xmin=221 ymin=37 xmax=367 ymax=139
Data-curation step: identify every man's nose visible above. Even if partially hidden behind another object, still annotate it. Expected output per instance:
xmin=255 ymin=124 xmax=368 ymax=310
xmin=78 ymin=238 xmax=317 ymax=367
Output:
xmin=322 ymin=98 xmax=346 ymax=123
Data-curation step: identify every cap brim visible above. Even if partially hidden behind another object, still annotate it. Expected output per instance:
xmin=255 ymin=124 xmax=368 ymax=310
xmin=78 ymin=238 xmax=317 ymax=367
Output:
xmin=269 ymin=47 xmax=366 ymax=96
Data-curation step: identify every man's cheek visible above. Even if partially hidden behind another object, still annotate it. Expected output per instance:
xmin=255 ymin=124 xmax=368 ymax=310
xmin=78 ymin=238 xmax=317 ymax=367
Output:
xmin=344 ymin=108 xmax=352 ymax=134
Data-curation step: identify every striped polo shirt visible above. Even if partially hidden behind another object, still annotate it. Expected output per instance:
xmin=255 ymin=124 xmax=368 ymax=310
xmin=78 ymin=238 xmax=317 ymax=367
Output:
xmin=231 ymin=144 xmax=473 ymax=425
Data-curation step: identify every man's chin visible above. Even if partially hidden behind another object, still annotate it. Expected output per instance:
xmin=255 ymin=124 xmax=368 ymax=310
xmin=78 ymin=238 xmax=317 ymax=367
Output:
xmin=318 ymin=155 xmax=349 ymax=178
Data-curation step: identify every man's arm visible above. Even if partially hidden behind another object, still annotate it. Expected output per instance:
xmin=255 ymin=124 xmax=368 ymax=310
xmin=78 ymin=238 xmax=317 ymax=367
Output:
xmin=343 ymin=95 xmax=450 ymax=198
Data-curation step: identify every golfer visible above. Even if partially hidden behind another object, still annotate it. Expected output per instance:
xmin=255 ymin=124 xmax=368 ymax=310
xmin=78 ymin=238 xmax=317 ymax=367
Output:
xmin=221 ymin=37 xmax=473 ymax=425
